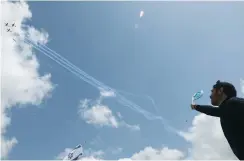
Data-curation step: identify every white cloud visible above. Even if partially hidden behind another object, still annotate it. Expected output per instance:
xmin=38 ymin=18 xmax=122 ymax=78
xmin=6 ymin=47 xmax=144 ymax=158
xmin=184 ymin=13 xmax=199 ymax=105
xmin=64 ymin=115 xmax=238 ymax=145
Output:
xmin=4 ymin=1 xmax=242 ymax=160
xmin=80 ymin=104 xmax=119 ymax=128
xmin=79 ymin=156 xmax=102 ymax=161
xmin=59 ymin=111 xmax=242 ymax=160
xmin=56 ymin=148 xmax=74 ymax=160
xmin=78 ymin=99 xmax=140 ymax=131
xmin=180 ymin=114 xmax=237 ymax=160
xmin=58 ymin=146 xmax=184 ymax=161
xmin=77 ymin=84 xmax=243 ymax=160
xmin=130 ymin=147 xmax=185 ymax=160
xmin=1 ymin=1 xmax=53 ymax=158
xmin=27 ymin=27 xmax=49 ymax=45
xmin=125 ymin=112 xmax=237 ymax=160
xmin=75 ymin=114 xmax=238 ymax=160
xmin=99 ymin=88 xmax=115 ymax=98
xmin=0 ymin=136 xmax=18 ymax=159
xmin=65 ymin=81 xmax=244 ymax=160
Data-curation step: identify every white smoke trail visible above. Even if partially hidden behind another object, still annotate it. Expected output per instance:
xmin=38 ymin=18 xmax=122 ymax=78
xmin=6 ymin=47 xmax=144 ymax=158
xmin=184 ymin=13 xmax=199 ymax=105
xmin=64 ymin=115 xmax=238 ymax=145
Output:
xmin=24 ymin=38 xmax=144 ymax=116
xmin=24 ymin=39 xmax=101 ymax=90
xmin=25 ymin=37 xmax=113 ymax=93
xmin=22 ymin=36 xmax=179 ymax=134
xmin=117 ymin=90 xmax=160 ymax=113
xmin=24 ymin=38 xmax=139 ymax=114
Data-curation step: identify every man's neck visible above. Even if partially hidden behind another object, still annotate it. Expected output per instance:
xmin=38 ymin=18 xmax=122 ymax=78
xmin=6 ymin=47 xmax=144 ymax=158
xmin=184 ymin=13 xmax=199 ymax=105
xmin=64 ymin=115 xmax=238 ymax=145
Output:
xmin=218 ymin=96 xmax=228 ymax=106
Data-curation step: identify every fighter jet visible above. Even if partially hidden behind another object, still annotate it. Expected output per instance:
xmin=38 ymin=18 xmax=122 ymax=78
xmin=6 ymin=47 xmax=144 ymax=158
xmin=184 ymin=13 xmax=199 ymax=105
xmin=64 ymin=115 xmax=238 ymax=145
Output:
xmin=7 ymin=29 xmax=11 ymax=32
xmin=5 ymin=23 xmax=8 ymax=26
xmin=12 ymin=23 xmax=16 ymax=27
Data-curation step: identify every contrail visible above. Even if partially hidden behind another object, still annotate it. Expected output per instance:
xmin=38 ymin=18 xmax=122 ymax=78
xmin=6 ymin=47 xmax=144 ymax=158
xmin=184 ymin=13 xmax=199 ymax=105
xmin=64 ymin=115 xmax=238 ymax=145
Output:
xmin=116 ymin=90 xmax=160 ymax=113
xmin=24 ymin=39 xmax=101 ymax=90
xmin=25 ymin=37 xmax=113 ymax=92
xmin=24 ymin=38 xmax=140 ymax=114
xmin=23 ymin=36 xmax=179 ymax=134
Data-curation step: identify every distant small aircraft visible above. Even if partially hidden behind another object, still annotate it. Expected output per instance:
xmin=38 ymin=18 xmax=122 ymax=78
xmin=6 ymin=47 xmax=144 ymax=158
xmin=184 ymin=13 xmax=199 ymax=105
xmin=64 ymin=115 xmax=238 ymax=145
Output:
xmin=5 ymin=23 xmax=8 ymax=26
xmin=7 ymin=29 xmax=11 ymax=32
xmin=12 ymin=23 xmax=16 ymax=27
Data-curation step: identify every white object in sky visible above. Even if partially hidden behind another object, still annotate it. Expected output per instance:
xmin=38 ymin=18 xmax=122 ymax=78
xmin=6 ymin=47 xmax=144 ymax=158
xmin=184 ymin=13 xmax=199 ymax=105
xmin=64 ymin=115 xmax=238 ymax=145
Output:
xmin=140 ymin=10 xmax=144 ymax=18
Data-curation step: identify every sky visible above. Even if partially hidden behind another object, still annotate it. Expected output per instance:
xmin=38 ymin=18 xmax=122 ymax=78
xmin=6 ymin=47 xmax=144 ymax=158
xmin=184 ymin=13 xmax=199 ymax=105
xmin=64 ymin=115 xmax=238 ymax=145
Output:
xmin=1 ymin=1 xmax=244 ymax=160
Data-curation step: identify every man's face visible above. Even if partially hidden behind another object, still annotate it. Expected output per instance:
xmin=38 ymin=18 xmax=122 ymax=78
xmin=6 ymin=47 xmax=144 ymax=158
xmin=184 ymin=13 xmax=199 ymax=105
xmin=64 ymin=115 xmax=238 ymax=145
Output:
xmin=210 ymin=88 xmax=222 ymax=106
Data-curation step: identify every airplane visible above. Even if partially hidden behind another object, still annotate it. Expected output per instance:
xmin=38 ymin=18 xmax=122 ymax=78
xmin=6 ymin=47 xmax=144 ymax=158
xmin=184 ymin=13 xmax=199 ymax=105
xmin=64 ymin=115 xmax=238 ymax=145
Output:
xmin=7 ymin=29 xmax=11 ymax=32
xmin=12 ymin=23 xmax=16 ymax=27
xmin=5 ymin=23 xmax=8 ymax=26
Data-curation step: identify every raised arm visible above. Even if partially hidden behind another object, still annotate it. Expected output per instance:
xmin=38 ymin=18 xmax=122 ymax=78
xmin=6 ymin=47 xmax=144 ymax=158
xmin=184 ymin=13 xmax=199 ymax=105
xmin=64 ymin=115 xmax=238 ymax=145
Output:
xmin=192 ymin=105 xmax=221 ymax=117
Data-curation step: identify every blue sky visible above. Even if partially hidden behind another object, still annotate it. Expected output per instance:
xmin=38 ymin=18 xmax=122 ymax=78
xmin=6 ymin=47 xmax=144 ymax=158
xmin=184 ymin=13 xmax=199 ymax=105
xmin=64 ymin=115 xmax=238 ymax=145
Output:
xmin=5 ymin=2 xmax=244 ymax=160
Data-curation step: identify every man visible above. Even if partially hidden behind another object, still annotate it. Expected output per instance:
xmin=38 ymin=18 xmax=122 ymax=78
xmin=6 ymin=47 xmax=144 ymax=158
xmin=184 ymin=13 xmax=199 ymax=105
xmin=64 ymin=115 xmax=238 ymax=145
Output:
xmin=191 ymin=80 xmax=244 ymax=160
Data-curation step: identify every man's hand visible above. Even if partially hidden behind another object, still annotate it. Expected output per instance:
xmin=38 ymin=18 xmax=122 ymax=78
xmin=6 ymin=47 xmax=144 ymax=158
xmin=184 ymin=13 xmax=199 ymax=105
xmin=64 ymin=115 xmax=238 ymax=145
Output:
xmin=191 ymin=104 xmax=197 ymax=110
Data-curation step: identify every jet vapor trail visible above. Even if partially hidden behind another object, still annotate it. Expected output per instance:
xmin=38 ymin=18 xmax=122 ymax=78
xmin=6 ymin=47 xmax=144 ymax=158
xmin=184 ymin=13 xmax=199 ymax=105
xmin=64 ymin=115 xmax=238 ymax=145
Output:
xmin=117 ymin=90 xmax=160 ymax=113
xmin=22 ymin=36 xmax=179 ymax=135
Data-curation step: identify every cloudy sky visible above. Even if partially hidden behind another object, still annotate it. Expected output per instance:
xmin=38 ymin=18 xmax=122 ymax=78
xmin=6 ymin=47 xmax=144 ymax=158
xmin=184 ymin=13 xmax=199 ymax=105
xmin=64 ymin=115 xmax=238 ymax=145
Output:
xmin=1 ymin=1 xmax=244 ymax=160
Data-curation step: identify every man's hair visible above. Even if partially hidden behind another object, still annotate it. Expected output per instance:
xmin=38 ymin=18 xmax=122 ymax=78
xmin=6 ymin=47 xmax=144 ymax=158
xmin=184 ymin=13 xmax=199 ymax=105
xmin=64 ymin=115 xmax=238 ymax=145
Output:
xmin=213 ymin=80 xmax=237 ymax=98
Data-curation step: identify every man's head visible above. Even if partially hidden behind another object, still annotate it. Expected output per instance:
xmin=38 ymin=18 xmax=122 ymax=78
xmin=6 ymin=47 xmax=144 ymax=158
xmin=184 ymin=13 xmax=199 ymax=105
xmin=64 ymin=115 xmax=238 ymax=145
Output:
xmin=210 ymin=80 xmax=237 ymax=106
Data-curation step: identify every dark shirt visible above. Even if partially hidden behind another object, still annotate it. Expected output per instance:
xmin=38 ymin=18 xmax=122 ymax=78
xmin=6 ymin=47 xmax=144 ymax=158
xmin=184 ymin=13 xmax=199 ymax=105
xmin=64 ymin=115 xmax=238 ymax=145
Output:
xmin=195 ymin=97 xmax=244 ymax=160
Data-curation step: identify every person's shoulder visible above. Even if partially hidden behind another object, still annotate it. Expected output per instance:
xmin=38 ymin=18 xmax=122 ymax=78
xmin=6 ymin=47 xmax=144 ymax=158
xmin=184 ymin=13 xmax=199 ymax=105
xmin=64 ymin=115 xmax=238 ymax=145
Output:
xmin=228 ymin=97 xmax=244 ymax=101
xmin=227 ymin=97 xmax=244 ymax=106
